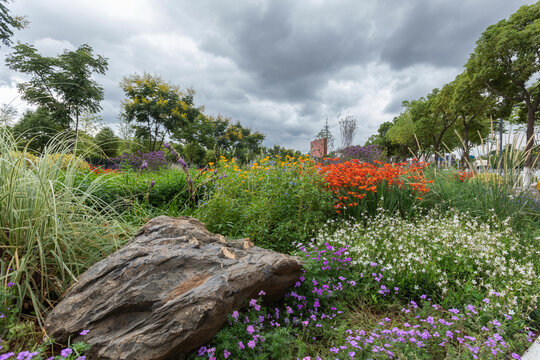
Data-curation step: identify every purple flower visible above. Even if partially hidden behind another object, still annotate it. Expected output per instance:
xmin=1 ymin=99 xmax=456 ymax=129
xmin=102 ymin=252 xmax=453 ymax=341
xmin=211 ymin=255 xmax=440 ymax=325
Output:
xmin=238 ymin=341 xmax=245 ymax=350
xmin=79 ymin=329 xmax=90 ymax=336
xmin=223 ymin=350 xmax=231 ymax=359
xmin=198 ymin=346 xmax=207 ymax=356
xmin=0 ymin=352 xmax=15 ymax=360
xmin=247 ymin=340 xmax=256 ymax=349
xmin=511 ymin=353 xmax=521 ymax=359
xmin=247 ymin=325 xmax=255 ymax=334
xmin=60 ymin=348 xmax=73 ymax=358
xmin=7 ymin=282 xmax=15 ymax=287
xmin=231 ymin=310 xmax=239 ymax=320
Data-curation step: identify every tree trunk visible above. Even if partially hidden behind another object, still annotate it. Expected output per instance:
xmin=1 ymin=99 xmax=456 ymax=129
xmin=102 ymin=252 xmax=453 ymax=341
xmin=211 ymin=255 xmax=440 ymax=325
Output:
xmin=463 ymin=123 xmax=470 ymax=169
xmin=524 ymin=104 xmax=536 ymax=169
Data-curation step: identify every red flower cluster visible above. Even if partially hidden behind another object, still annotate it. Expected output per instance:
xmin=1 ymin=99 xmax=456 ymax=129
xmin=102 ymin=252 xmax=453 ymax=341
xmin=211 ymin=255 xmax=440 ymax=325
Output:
xmin=317 ymin=159 xmax=432 ymax=212
xmin=456 ymin=171 xmax=474 ymax=182
xmin=89 ymin=165 xmax=118 ymax=175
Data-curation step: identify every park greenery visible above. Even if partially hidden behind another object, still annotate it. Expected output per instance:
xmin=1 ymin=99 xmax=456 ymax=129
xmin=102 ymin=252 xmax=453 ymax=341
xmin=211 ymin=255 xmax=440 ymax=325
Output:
xmin=365 ymin=3 xmax=539 ymax=169
xmin=0 ymin=1 xmax=539 ymax=359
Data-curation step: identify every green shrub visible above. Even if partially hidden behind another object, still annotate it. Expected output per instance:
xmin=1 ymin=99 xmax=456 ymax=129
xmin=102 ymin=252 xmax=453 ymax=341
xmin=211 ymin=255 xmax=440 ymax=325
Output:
xmin=194 ymin=155 xmax=335 ymax=253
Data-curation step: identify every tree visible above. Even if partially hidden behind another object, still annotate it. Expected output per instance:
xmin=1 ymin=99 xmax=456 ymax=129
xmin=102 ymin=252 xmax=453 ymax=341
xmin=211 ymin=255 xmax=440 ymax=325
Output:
xmin=5 ymin=43 xmax=108 ymax=133
xmin=365 ymin=121 xmax=400 ymax=159
xmin=0 ymin=0 xmax=26 ymax=48
xmin=410 ymin=87 xmax=459 ymax=158
xmin=386 ymin=111 xmax=418 ymax=160
xmin=120 ymin=73 xmax=199 ymax=151
xmin=95 ymin=126 xmax=119 ymax=158
xmin=12 ymin=107 xmax=62 ymax=153
xmin=316 ymin=117 xmax=335 ymax=150
xmin=466 ymin=2 xmax=540 ymax=168
xmin=0 ymin=103 xmax=17 ymax=127
xmin=172 ymin=113 xmax=265 ymax=163
xmin=450 ymin=72 xmax=494 ymax=163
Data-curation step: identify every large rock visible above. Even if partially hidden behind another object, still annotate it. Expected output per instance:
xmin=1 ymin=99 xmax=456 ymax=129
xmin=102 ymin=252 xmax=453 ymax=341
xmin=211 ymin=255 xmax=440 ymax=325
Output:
xmin=45 ymin=216 xmax=303 ymax=359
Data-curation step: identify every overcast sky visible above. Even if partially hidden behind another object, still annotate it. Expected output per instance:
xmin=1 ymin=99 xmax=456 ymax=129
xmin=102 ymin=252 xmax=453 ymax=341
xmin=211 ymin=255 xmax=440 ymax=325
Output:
xmin=0 ymin=0 xmax=535 ymax=152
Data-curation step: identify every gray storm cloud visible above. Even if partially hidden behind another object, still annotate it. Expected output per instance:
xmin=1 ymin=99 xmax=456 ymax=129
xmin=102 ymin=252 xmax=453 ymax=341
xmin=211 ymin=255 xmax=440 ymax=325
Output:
xmin=0 ymin=0 xmax=532 ymax=151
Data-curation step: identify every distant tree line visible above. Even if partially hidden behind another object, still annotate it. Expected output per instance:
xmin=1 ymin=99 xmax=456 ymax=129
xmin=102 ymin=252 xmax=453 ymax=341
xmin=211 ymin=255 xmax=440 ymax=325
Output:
xmin=1 ymin=41 xmax=270 ymax=166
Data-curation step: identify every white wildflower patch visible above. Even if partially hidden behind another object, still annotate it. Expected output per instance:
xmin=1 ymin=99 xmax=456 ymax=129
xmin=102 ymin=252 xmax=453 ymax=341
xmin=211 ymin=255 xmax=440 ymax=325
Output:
xmin=315 ymin=209 xmax=539 ymax=312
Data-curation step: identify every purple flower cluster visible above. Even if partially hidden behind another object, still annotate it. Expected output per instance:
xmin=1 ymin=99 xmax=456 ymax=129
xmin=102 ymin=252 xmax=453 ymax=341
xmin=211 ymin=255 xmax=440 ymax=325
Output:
xmin=112 ymin=151 xmax=167 ymax=172
xmin=0 ymin=331 xmax=89 ymax=360
xmin=194 ymin=240 xmax=532 ymax=359
xmin=339 ymin=145 xmax=385 ymax=163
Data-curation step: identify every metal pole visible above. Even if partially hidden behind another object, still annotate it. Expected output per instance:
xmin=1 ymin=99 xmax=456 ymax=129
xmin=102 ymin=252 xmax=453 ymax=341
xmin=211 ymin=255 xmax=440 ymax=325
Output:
xmin=499 ymin=117 xmax=503 ymax=175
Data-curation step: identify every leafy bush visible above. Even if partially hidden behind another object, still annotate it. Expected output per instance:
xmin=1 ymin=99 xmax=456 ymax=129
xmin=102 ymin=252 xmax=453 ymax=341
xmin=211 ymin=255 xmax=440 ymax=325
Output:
xmin=194 ymin=155 xmax=335 ymax=253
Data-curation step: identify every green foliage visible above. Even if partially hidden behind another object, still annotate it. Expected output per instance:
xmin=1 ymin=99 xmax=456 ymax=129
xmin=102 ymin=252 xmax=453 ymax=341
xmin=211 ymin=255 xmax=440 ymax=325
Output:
xmin=95 ymin=126 xmax=119 ymax=157
xmin=5 ymin=43 xmax=108 ymax=132
xmin=194 ymin=156 xmax=335 ymax=253
xmin=12 ymin=107 xmax=62 ymax=153
xmin=174 ymin=114 xmax=265 ymax=165
xmin=87 ymin=167 xmax=194 ymax=210
xmin=466 ymin=2 xmax=540 ymax=167
xmin=120 ymin=73 xmax=200 ymax=151
xmin=315 ymin=117 xmax=335 ymax=151
xmin=0 ymin=0 xmax=26 ymax=48
xmin=423 ymin=168 xmax=540 ymax=233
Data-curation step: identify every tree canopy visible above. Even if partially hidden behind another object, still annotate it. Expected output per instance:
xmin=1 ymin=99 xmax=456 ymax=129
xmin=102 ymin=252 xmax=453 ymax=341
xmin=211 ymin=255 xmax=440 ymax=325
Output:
xmin=120 ymin=73 xmax=200 ymax=151
xmin=5 ymin=43 xmax=108 ymax=132
xmin=466 ymin=2 xmax=540 ymax=167
xmin=0 ymin=0 xmax=26 ymax=48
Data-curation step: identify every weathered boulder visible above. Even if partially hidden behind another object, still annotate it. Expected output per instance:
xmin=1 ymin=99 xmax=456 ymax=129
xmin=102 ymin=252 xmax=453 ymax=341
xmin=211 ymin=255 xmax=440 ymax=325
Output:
xmin=45 ymin=216 xmax=303 ymax=360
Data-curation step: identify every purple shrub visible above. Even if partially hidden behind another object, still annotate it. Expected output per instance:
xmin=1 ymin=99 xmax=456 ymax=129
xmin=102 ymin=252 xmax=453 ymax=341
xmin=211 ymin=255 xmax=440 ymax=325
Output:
xmin=112 ymin=151 xmax=167 ymax=172
xmin=339 ymin=145 xmax=385 ymax=163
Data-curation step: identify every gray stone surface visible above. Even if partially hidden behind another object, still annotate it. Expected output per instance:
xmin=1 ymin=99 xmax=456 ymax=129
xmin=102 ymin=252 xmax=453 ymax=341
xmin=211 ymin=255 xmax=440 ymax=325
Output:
xmin=522 ymin=336 xmax=540 ymax=360
xmin=45 ymin=216 xmax=303 ymax=360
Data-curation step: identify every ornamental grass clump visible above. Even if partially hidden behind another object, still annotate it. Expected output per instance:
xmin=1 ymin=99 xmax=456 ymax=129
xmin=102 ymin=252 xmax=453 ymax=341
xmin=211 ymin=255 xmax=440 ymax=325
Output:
xmin=0 ymin=130 xmax=131 ymax=327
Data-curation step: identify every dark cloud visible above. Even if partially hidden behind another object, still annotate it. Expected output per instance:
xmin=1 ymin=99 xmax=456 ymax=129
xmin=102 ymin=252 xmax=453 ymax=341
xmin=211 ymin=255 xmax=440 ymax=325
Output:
xmin=0 ymin=0 xmax=535 ymax=151
xmin=378 ymin=0 xmax=526 ymax=70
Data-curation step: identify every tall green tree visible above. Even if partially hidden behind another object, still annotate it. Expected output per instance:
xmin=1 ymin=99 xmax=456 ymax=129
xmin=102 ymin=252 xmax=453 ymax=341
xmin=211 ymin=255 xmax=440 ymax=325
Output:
xmin=365 ymin=121 xmax=399 ymax=159
xmin=413 ymin=87 xmax=459 ymax=157
xmin=466 ymin=2 xmax=540 ymax=168
xmin=120 ymin=73 xmax=199 ymax=151
xmin=450 ymin=72 xmax=494 ymax=163
xmin=12 ymin=107 xmax=62 ymax=153
xmin=95 ymin=126 xmax=119 ymax=158
xmin=5 ymin=43 xmax=108 ymax=133
xmin=0 ymin=0 xmax=26 ymax=48
xmin=386 ymin=111 xmax=418 ymax=160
